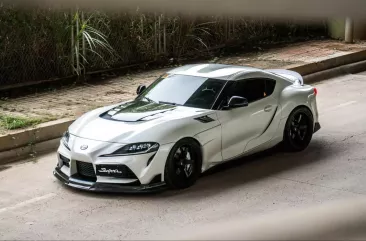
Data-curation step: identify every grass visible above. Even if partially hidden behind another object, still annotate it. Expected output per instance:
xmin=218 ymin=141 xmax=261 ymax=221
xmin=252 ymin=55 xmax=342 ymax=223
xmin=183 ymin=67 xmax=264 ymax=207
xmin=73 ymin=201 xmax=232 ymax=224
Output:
xmin=0 ymin=115 xmax=55 ymax=130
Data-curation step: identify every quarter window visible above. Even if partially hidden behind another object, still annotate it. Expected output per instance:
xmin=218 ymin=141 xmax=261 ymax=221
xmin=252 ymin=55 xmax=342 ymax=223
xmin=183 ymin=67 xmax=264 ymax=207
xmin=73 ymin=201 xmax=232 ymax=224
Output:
xmin=265 ymin=79 xmax=276 ymax=96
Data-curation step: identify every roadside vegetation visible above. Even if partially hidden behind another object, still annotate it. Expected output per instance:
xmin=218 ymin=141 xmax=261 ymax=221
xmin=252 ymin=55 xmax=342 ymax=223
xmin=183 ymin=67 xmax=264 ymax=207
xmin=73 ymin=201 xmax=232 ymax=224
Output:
xmin=0 ymin=115 xmax=55 ymax=131
xmin=0 ymin=6 xmax=328 ymax=132
xmin=0 ymin=5 xmax=328 ymax=88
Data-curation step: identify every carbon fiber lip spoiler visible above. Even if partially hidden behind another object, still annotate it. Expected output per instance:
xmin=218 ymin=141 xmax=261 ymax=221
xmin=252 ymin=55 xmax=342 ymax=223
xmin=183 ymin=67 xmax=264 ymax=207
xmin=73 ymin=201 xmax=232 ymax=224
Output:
xmin=53 ymin=167 xmax=167 ymax=193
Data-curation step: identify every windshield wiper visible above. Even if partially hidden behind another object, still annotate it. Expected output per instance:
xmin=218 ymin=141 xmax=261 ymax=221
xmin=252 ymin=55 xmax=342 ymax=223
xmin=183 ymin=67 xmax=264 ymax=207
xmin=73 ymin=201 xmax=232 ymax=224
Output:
xmin=159 ymin=101 xmax=180 ymax=106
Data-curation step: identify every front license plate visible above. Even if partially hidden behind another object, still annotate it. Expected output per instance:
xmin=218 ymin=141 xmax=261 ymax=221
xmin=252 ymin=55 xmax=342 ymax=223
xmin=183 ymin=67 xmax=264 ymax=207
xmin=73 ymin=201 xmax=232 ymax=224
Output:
xmin=96 ymin=165 xmax=124 ymax=178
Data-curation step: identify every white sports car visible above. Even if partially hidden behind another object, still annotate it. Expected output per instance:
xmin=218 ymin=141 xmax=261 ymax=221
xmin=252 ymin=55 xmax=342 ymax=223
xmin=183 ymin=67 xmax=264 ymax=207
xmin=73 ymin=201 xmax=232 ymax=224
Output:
xmin=54 ymin=64 xmax=321 ymax=192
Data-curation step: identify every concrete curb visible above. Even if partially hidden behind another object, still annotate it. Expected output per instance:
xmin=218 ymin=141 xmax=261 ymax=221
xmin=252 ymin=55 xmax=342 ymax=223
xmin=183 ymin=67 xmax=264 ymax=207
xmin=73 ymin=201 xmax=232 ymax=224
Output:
xmin=303 ymin=59 xmax=366 ymax=84
xmin=0 ymin=138 xmax=61 ymax=165
xmin=0 ymin=118 xmax=74 ymax=164
xmin=289 ymin=50 xmax=366 ymax=76
xmin=1 ymin=52 xmax=366 ymax=165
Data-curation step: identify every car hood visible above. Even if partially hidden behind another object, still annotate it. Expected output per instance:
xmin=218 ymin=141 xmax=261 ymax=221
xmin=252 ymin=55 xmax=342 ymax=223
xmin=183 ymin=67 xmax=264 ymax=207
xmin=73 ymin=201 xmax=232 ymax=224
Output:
xmin=68 ymin=99 xmax=214 ymax=143
xmin=101 ymin=100 xmax=179 ymax=122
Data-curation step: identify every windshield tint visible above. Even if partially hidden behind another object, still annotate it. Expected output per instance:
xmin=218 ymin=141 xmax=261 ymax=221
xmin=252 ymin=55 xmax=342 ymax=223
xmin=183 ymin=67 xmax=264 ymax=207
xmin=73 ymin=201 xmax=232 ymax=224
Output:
xmin=136 ymin=74 xmax=226 ymax=109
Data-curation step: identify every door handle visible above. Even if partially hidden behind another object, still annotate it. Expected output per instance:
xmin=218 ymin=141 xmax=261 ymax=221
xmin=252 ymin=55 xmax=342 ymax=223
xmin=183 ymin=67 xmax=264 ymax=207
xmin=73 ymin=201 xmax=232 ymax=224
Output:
xmin=264 ymin=105 xmax=272 ymax=112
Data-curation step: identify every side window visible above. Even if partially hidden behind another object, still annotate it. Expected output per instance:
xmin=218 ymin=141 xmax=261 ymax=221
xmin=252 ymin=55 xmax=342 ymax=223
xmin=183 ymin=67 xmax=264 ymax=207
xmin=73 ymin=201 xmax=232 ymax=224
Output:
xmin=265 ymin=79 xmax=276 ymax=96
xmin=242 ymin=79 xmax=265 ymax=102
xmin=215 ymin=78 xmax=277 ymax=109
xmin=234 ymin=78 xmax=277 ymax=103
xmin=231 ymin=79 xmax=265 ymax=103
xmin=213 ymin=81 xmax=236 ymax=110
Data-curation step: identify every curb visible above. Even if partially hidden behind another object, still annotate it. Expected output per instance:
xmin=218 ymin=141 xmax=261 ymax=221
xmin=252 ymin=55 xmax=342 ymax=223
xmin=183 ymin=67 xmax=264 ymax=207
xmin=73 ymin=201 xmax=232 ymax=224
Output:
xmin=0 ymin=118 xmax=74 ymax=164
xmin=1 ymin=52 xmax=366 ymax=165
xmin=289 ymin=50 xmax=366 ymax=76
xmin=0 ymin=138 xmax=61 ymax=165
xmin=303 ymin=59 xmax=366 ymax=84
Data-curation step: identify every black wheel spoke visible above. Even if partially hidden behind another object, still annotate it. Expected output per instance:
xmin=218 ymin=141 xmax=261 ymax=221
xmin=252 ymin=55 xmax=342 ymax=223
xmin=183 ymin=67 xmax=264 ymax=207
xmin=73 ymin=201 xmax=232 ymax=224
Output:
xmin=173 ymin=145 xmax=196 ymax=178
xmin=166 ymin=141 xmax=201 ymax=190
xmin=299 ymin=125 xmax=307 ymax=130
xmin=284 ymin=108 xmax=314 ymax=152
xmin=288 ymin=112 xmax=312 ymax=147
xmin=297 ymin=114 xmax=302 ymax=123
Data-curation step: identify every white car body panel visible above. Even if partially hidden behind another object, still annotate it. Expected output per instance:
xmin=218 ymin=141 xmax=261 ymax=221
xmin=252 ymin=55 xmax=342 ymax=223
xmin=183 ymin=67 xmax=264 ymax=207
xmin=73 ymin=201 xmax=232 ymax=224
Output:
xmin=70 ymin=105 xmax=219 ymax=145
xmin=54 ymin=64 xmax=321 ymax=192
xmin=217 ymin=95 xmax=278 ymax=160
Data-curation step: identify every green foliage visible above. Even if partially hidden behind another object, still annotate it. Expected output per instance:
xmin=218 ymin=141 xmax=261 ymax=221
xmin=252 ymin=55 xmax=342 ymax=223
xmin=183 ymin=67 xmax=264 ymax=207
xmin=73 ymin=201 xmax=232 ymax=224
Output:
xmin=0 ymin=115 xmax=41 ymax=130
xmin=0 ymin=6 xmax=328 ymax=87
xmin=69 ymin=10 xmax=116 ymax=76
xmin=0 ymin=115 xmax=56 ymax=130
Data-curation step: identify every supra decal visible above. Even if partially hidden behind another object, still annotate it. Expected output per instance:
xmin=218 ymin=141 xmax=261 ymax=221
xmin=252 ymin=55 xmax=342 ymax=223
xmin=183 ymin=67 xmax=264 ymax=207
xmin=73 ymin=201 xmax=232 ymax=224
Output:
xmin=195 ymin=115 xmax=215 ymax=123
xmin=98 ymin=168 xmax=123 ymax=174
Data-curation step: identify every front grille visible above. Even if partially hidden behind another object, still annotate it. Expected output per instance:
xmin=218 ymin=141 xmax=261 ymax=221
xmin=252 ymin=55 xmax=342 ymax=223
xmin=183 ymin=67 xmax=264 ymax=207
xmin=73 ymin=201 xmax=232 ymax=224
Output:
xmin=76 ymin=161 xmax=96 ymax=181
xmin=96 ymin=164 xmax=138 ymax=179
xmin=59 ymin=154 xmax=70 ymax=167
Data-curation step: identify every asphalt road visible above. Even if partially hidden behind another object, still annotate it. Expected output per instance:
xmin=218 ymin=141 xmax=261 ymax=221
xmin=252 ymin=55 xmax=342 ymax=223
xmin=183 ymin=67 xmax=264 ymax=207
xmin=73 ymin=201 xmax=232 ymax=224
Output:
xmin=1 ymin=72 xmax=366 ymax=240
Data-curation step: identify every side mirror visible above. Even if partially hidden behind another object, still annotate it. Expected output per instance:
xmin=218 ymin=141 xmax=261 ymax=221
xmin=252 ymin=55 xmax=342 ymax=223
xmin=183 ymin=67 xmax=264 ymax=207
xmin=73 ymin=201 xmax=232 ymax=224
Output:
xmin=136 ymin=85 xmax=146 ymax=95
xmin=225 ymin=96 xmax=248 ymax=109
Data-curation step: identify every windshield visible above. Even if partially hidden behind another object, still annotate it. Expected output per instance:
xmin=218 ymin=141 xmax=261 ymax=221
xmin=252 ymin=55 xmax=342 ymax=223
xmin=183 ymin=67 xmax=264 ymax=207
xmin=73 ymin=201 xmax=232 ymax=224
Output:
xmin=136 ymin=74 xmax=226 ymax=109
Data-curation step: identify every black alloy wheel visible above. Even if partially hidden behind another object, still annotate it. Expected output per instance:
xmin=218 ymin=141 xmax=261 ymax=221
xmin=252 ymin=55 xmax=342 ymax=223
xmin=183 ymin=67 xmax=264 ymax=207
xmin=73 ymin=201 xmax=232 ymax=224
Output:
xmin=164 ymin=139 xmax=202 ymax=189
xmin=284 ymin=107 xmax=314 ymax=152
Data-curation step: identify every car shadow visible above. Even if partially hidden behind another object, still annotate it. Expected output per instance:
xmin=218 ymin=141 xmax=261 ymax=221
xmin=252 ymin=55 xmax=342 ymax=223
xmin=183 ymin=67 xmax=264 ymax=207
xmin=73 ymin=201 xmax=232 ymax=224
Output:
xmin=67 ymin=137 xmax=339 ymax=200
xmin=161 ymin=138 xmax=341 ymax=199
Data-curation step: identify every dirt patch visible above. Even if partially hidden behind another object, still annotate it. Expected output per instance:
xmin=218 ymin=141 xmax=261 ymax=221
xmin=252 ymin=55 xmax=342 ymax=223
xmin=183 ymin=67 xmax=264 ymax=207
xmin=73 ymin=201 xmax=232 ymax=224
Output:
xmin=317 ymin=42 xmax=366 ymax=52
xmin=218 ymin=58 xmax=299 ymax=69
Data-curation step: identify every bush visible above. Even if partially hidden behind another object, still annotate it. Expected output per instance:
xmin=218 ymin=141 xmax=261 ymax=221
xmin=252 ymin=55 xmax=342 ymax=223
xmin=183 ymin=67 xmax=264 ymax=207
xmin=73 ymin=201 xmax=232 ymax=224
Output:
xmin=0 ymin=6 xmax=328 ymax=87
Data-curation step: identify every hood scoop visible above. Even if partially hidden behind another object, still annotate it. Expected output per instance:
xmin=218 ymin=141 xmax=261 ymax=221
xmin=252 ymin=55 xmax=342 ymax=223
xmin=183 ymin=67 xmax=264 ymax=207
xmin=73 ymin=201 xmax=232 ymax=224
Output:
xmin=100 ymin=100 xmax=176 ymax=122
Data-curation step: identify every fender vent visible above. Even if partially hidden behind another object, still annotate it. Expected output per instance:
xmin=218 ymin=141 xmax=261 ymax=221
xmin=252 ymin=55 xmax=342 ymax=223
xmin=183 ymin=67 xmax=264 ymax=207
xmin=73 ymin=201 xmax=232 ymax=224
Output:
xmin=195 ymin=115 xmax=215 ymax=123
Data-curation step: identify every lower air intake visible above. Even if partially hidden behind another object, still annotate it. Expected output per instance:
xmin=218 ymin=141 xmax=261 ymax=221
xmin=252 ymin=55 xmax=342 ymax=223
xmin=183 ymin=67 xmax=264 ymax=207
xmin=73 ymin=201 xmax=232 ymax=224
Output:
xmin=76 ymin=161 xmax=96 ymax=181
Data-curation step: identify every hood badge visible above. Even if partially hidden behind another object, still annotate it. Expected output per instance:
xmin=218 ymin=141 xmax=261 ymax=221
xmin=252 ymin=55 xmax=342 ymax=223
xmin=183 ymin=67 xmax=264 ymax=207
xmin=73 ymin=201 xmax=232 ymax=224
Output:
xmin=80 ymin=145 xmax=88 ymax=150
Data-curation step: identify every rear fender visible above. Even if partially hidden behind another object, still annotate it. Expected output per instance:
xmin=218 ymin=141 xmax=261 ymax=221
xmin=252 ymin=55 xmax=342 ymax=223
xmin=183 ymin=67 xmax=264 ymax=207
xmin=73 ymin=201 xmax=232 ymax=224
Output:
xmin=280 ymin=85 xmax=318 ymax=123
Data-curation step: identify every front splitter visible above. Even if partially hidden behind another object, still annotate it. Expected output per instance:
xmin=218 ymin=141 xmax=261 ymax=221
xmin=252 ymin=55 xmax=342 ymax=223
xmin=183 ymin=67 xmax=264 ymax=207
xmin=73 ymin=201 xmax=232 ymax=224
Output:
xmin=53 ymin=167 xmax=167 ymax=193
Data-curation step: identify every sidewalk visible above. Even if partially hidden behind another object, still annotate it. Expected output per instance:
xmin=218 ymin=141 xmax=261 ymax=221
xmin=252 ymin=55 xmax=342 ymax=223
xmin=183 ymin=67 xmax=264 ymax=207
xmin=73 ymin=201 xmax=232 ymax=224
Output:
xmin=1 ymin=39 xmax=366 ymax=136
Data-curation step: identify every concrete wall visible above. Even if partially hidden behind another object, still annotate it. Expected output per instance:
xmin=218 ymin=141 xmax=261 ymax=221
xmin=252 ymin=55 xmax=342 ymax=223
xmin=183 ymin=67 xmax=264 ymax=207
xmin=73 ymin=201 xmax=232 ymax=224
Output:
xmin=328 ymin=18 xmax=366 ymax=40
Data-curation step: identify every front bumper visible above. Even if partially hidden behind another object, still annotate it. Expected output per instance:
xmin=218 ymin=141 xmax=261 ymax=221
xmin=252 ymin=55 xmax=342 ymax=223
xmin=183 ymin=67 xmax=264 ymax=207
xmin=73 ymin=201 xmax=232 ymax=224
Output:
xmin=53 ymin=167 xmax=167 ymax=193
xmin=54 ymin=135 xmax=175 ymax=193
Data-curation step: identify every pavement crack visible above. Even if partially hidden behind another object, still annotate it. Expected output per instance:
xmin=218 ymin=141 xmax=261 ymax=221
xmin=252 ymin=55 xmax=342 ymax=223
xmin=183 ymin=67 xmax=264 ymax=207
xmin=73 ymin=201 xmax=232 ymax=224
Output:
xmin=342 ymin=131 xmax=366 ymax=142
xmin=271 ymin=176 xmax=366 ymax=197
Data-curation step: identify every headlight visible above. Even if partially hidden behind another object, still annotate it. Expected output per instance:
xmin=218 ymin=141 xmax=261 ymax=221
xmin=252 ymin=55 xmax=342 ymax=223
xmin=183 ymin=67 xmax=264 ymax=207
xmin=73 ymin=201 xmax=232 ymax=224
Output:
xmin=62 ymin=130 xmax=70 ymax=150
xmin=106 ymin=142 xmax=159 ymax=156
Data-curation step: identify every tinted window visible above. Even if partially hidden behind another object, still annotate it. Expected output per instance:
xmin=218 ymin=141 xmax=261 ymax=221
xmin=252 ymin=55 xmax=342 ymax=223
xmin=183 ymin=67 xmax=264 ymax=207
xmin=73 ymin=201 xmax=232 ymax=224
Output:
xmin=265 ymin=79 xmax=276 ymax=96
xmin=136 ymin=74 xmax=226 ymax=109
xmin=212 ymin=81 xmax=236 ymax=109
xmin=230 ymin=79 xmax=265 ymax=103
xmin=220 ymin=78 xmax=276 ymax=106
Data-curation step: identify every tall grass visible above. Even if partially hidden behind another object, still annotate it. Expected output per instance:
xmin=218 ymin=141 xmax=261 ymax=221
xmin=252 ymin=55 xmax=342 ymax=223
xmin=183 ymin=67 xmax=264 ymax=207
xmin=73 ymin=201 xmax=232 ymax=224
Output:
xmin=0 ymin=6 xmax=328 ymax=87
xmin=69 ymin=10 xmax=116 ymax=76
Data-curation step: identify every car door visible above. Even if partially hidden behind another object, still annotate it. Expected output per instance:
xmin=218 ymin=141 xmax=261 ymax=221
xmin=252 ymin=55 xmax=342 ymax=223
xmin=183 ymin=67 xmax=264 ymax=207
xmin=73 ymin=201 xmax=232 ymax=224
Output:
xmin=216 ymin=78 xmax=278 ymax=160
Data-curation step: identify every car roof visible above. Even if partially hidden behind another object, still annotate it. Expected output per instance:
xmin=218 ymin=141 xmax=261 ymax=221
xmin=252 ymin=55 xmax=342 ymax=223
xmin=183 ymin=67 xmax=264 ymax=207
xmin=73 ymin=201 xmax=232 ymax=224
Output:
xmin=166 ymin=63 xmax=265 ymax=80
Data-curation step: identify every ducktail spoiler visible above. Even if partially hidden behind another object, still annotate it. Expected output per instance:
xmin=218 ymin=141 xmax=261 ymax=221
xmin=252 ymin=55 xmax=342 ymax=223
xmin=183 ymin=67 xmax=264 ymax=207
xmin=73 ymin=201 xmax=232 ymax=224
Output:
xmin=266 ymin=69 xmax=304 ymax=86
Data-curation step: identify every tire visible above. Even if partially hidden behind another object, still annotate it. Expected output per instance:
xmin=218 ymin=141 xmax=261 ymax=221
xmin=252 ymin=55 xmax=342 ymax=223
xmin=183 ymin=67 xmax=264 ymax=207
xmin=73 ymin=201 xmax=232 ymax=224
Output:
xmin=283 ymin=107 xmax=314 ymax=152
xmin=164 ymin=138 xmax=202 ymax=190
